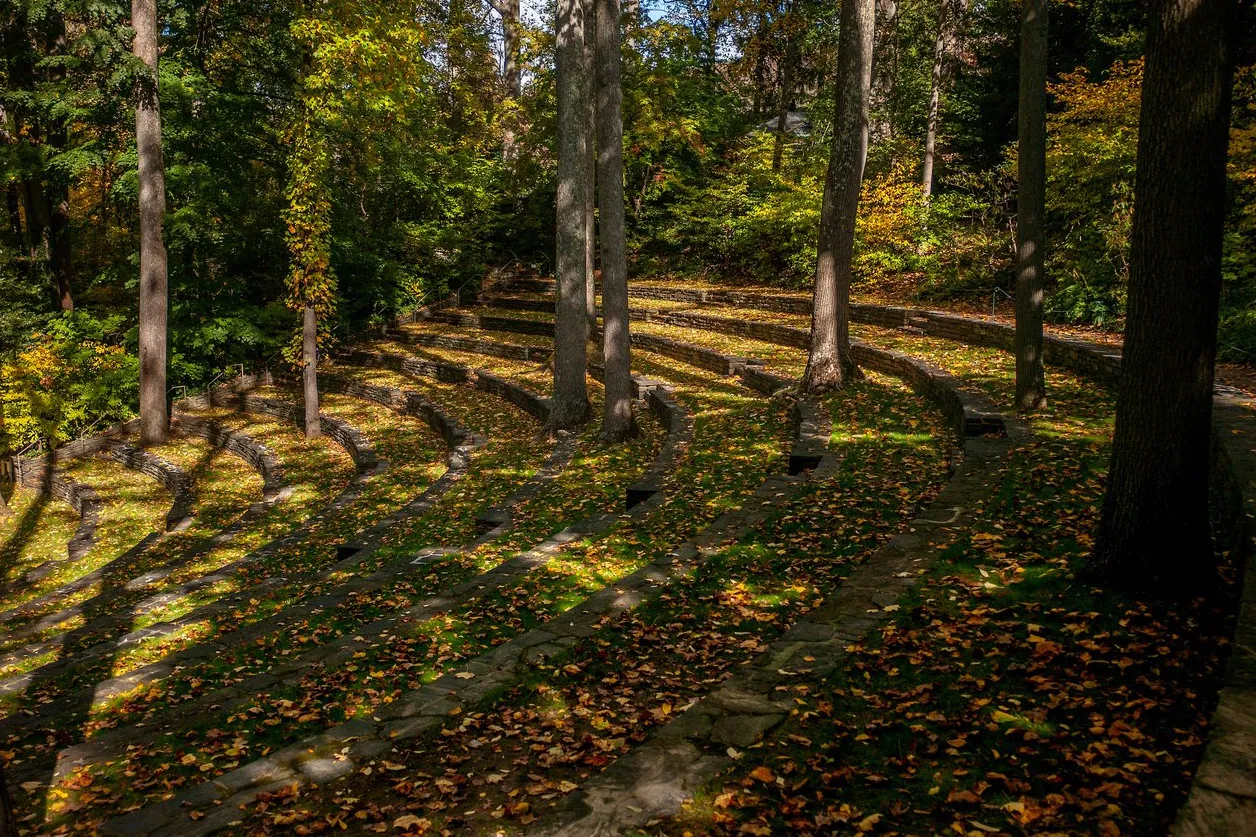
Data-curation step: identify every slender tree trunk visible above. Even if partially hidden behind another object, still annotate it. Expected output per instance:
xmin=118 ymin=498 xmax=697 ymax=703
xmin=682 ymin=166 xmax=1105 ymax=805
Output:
xmin=801 ymin=0 xmax=874 ymax=394
xmin=1013 ymin=0 xmax=1047 ymax=412
xmin=585 ymin=2 xmax=598 ymax=328
xmin=134 ymin=0 xmax=169 ymax=446
xmin=550 ymin=0 xmax=592 ymax=432
xmin=772 ymin=12 xmax=798 ymax=172
xmin=48 ymin=183 xmax=73 ymax=311
xmin=302 ymin=304 xmax=321 ymax=439
xmin=5 ymin=185 xmax=20 ymax=245
xmin=597 ymin=0 xmax=633 ymax=441
xmin=1089 ymin=0 xmax=1237 ymax=592
xmin=491 ymin=0 xmax=522 ymax=162
xmin=921 ymin=0 xmax=948 ymax=196
xmin=869 ymin=0 xmax=898 ymax=145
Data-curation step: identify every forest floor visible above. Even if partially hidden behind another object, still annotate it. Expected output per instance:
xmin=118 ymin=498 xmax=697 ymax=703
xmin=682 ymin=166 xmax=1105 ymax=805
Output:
xmin=0 ymin=280 xmax=1246 ymax=837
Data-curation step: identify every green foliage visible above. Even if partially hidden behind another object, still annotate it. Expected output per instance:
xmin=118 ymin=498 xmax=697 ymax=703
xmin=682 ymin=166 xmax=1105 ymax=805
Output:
xmin=1 ymin=310 xmax=138 ymax=448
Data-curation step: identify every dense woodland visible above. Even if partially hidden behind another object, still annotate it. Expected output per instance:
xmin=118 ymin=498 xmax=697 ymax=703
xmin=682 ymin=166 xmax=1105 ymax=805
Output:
xmin=3 ymin=0 xmax=1253 ymax=447
xmin=0 ymin=0 xmax=1254 ymax=833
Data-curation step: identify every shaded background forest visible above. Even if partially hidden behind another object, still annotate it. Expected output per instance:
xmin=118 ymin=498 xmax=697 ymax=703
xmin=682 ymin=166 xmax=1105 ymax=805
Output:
xmin=2 ymin=0 xmax=1255 ymax=446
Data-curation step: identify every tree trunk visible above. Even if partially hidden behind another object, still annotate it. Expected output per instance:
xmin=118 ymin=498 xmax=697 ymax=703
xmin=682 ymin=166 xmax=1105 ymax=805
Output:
xmin=802 ymin=0 xmax=874 ymax=394
xmin=1089 ymin=0 xmax=1237 ymax=592
xmin=302 ymin=304 xmax=321 ymax=439
xmin=134 ymin=0 xmax=169 ymax=446
xmin=0 ymin=762 xmax=16 ymax=837
xmin=585 ymin=3 xmax=598 ymax=329
xmin=5 ymin=185 xmax=20 ymax=245
xmin=921 ymin=0 xmax=948 ymax=196
xmin=1013 ymin=0 xmax=1047 ymax=412
xmin=597 ymin=0 xmax=633 ymax=442
xmin=48 ymin=183 xmax=73 ymax=311
xmin=491 ymin=0 xmax=522 ymax=162
xmin=550 ymin=0 xmax=593 ymax=432
xmin=772 ymin=12 xmax=798 ymax=173
xmin=869 ymin=0 xmax=898 ymax=146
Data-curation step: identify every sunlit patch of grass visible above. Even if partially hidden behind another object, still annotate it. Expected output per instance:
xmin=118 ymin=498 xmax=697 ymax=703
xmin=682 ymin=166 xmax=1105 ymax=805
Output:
xmin=0 ymin=485 xmax=83 ymax=588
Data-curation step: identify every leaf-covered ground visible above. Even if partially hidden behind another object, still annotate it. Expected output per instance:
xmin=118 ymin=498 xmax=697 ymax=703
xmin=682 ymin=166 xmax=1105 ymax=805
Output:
xmin=233 ymin=372 xmax=954 ymax=835
xmin=0 ymin=292 xmax=1239 ymax=837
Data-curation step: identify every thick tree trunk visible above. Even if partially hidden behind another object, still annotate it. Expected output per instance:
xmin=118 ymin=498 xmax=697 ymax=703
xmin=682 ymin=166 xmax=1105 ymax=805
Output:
xmin=134 ymin=0 xmax=169 ymax=446
xmin=1013 ymin=0 xmax=1047 ymax=412
xmin=1089 ymin=0 xmax=1237 ymax=592
xmin=921 ymin=0 xmax=948 ymax=196
xmin=302 ymin=304 xmax=321 ymax=439
xmin=772 ymin=16 xmax=798 ymax=172
xmin=597 ymin=0 xmax=633 ymax=442
xmin=802 ymin=0 xmax=874 ymax=394
xmin=550 ymin=0 xmax=592 ymax=432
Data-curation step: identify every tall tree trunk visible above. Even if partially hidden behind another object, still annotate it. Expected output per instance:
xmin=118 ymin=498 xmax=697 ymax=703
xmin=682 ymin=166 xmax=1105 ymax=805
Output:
xmin=1089 ymin=0 xmax=1237 ymax=592
xmin=48 ymin=183 xmax=73 ymax=311
xmin=921 ymin=0 xmax=948 ymax=196
xmin=491 ymin=0 xmax=522 ymax=162
xmin=5 ymin=185 xmax=20 ymax=246
xmin=801 ymin=0 xmax=874 ymax=394
xmin=550 ymin=0 xmax=592 ymax=432
xmin=869 ymin=0 xmax=898 ymax=145
xmin=134 ymin=0 xmax=169 ymax=446
xmin=772 ymin=12 xmax=798 ymax=172
xmin=302 ymin=304 xmax=321 ymax=439
xmin=21 ymin=180 xmax=51 ymax=300
xmin=597 ymin=0 xmax=632 ymax=441
xmin=585 ymin=3 xmax=598 ymax=328
xmin=1013 ymin=0 xmax=1047 ymax=412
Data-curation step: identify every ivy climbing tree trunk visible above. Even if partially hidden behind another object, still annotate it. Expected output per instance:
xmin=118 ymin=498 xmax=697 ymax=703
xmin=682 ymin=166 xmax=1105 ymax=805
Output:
xmin=1013 ymin=0 xmax=1047 ymax=412
xmin=550 ymin=0 xmax=592 ymax=432
xmin=802 ymin=0 xmax=874 ymax=394
xmin=133 ymin=0 xmax=169 ymax=446
xmin=283 ymin=58 xmax=334 ymax=441
xmin=597 ymin=0 xmax=632 ymax=442
xmin=1089 ymin=0 xmax=1237 ymax=592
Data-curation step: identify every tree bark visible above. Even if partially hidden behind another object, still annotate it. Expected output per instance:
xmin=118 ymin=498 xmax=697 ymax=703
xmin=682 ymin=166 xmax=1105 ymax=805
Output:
xmin=134 ymin=0 xmax=169 ymax=446
xmin=597 ymin=0 xmax=633 ymax=441
xmin=1013 ymin=0 xmax=1047 ymax=412
xmin=302 ymin=304 xmax=321 ymax=439
xmin=49 ymin=183 xmax=73 ymax=311
xmin=869 ymin=0 xmax=898 ymax=145
xmin=550 ymin=0 xmax=592 ymax=432
xmin=921 ymin=0 xmax=948 ymax=196
xmin=5 ymin=185 xmax=20 ymax=246
xmin=490 ymin=0 xmax=522 ymax=162
xmin=585 ymin=3 xmax=598 ymax=329
xmin=802 ymin=0 xmax=874 ymax=394
xmin=772 ymin=11 xmax=798 ymax=173
xmin=1089 ymin=0 xmax=1237 ymax=592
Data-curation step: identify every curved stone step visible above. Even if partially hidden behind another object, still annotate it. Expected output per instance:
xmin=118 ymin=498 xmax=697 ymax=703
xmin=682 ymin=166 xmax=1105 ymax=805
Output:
xmin=0 ymin=382 xmax=462 ymax=707
xmin=93 ymin=340 xmax=827 ymax=836
xmin=7 ymin=463 xmax=102 ymax=568
xmin=0 ymin=422 xmax=294 ymax=638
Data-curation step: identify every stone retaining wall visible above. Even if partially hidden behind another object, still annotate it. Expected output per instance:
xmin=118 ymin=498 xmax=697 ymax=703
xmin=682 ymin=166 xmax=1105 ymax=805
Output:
xmin=167 ymin=414 xmax=287 ymax=497
xmin=182 ymin=378 xmax=380 ymax=475
xmin=12 ymin=465 xmax=101 ymax=562
xmin=426 ymin=311 xmax=553 ymax=337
